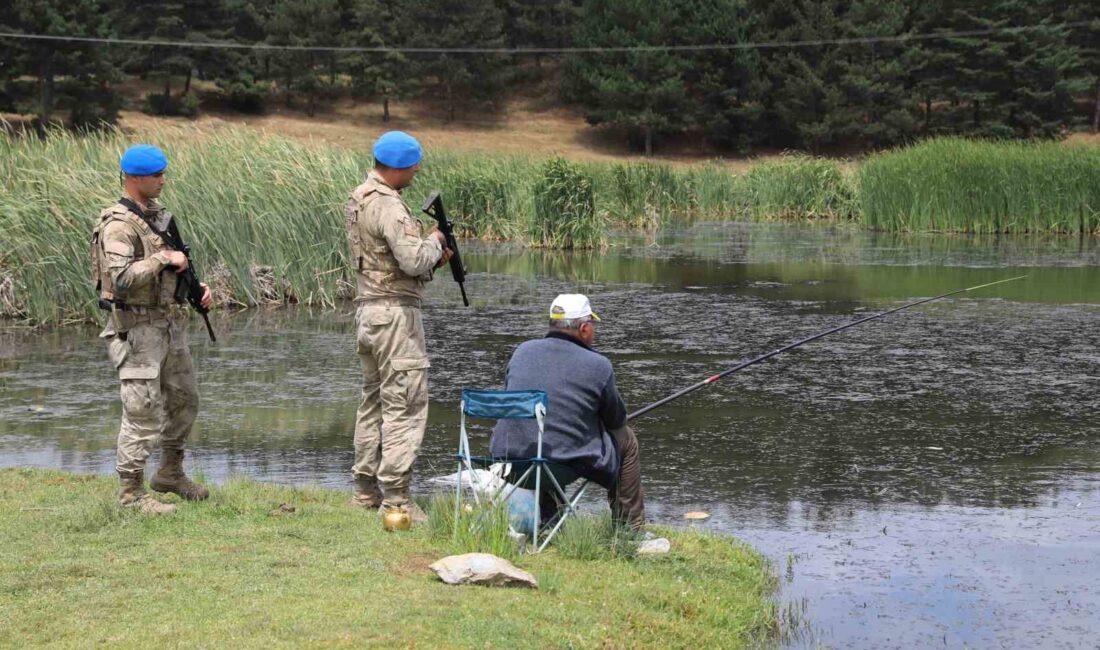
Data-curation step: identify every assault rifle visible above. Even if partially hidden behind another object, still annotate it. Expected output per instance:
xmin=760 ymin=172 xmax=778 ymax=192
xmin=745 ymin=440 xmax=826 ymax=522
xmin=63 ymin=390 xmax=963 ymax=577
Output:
xmin=420 ymin=190 xmax=469 ymax=306
xmin=164 ymin=217 xmax=217 ymax=342
xmin=117 ymin=198 xmax=216 ymax=342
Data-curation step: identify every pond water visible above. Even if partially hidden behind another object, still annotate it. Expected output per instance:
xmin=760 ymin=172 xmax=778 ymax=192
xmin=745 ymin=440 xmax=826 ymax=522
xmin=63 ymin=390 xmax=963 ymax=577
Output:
xmin=2 ymin=223 xmax=1098 ymax=648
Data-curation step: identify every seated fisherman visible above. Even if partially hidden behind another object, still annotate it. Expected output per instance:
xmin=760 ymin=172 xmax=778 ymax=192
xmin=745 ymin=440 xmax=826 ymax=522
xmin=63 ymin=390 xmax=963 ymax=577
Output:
xmin=490 ymin=294 xmax=645 ymax=530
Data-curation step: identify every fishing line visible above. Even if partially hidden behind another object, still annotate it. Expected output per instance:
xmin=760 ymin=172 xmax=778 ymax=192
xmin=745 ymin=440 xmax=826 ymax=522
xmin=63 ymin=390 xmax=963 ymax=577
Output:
xmin=627 ymin=275 xmax=1027 ymax=420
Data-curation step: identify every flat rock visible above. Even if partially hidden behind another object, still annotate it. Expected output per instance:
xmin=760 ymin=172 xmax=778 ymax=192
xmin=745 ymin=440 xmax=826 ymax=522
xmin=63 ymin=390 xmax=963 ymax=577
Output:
xmin=637 ymin=537 xmax=671 ymax=555
xmin=430 ymin=553 xmax=538 ymax=588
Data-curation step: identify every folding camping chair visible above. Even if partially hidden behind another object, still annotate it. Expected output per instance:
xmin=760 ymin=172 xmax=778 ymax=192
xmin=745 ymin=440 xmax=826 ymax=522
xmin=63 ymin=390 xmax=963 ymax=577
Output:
xmin=454 ymin=389 xmax=589 ymax=553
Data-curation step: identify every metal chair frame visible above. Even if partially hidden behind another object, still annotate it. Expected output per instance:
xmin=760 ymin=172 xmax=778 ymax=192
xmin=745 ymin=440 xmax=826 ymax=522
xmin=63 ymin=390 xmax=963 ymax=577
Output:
xmin=454 ymin=390 xmax=589 ymax=553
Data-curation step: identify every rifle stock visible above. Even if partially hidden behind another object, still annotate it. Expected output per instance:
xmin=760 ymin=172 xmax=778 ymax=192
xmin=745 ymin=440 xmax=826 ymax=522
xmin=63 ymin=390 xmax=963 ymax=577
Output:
xmin=420 ymin=190 xmax=469 ymax=306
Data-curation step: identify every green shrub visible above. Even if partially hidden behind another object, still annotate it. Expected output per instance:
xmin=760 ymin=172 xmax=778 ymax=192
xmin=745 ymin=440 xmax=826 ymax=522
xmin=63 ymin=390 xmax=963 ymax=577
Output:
xmin=142 ymin=91 xmax=200 ymax=118
xmin=221 ymin=76 xmax=268 ymax=114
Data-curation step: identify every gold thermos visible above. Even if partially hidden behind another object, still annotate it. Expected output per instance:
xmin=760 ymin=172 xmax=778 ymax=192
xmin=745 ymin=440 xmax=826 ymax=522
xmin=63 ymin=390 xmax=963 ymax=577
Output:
xmin=382 ymin=506 xmax=412 ymax=532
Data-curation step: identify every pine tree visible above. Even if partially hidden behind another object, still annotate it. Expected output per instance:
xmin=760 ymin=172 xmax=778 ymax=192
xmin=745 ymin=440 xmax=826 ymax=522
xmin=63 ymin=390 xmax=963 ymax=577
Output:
xmin=909 ymin=0 xmax=965 ymax=135
xmin=114 ymin=1 xmax=191 ymax=104
xmin=501 ymin=0 xmax=581 ymax=66
xmin=6 ymin=0 xmax=120 ymax=127
xmin=991 ymin=1 xmax=1081 ymax=138
xmin=400 ymin=0 xmax=508 ymax=123
xmin=178 ymin=0 xmax=237 ymax=95
xmin=841 ymin=0 xmax=919 ymax=148
xmin=932 ymin=1 xmax=1082 ymax=138
xmin=345 ymin=0 xmax=412 ymax=122
xmin=682 ymin=0 xmax=768 ymax=153
xmin=746 ymin=0 xmax=852 ymax=151
xmin=265 ymin=0 xmax=341 ymax=116
xmin=567 ymin=0 xmax=694 ymax=155
xmin=1061 ymin=0 xmax=1099 ymax=133
xmin=0 ymin=6 xmax=17 ymax=113
xmin=215 ymin=0 xmax=274 ymax=113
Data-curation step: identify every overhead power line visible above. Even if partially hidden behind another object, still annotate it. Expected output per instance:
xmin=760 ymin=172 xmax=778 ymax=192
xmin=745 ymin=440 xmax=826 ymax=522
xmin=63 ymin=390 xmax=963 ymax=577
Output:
xmin=0 ymin=21 xmax=1092 ymax=55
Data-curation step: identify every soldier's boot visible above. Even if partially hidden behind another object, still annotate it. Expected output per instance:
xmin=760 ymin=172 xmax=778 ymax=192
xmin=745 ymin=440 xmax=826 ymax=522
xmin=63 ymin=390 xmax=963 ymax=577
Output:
xmin=150 ymin=449 xmax=210 ymax=501
xmin=350 ymin=475 xmax=383 ymax=509
xmin=118 ymin=471 xmax=177 ymax=515
xmin=381 ymin=491 xmax=428 ymax=524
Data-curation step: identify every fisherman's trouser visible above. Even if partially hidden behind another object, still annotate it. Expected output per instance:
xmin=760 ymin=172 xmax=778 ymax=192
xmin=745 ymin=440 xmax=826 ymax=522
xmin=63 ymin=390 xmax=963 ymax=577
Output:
xmin=106 ymin=309 xmax=199 ymax=474
xmin=352 ymin=300 xmax=430 ymax=508
xmin=609 ymin=424 xmax=646 ymax=529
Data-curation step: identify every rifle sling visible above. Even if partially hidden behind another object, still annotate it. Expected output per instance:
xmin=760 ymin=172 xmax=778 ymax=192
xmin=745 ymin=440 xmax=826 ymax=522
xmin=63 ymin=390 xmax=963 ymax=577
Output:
xmin=117 ymin=197 xmax=182 ymax=251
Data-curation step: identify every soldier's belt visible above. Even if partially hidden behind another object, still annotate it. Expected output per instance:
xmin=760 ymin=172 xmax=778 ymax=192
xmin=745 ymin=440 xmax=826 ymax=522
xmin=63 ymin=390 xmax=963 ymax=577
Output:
xmin=356 ymin=296 xmax=422 ymax=308
xmin=111 ymin=303 xmax=187 ymax=323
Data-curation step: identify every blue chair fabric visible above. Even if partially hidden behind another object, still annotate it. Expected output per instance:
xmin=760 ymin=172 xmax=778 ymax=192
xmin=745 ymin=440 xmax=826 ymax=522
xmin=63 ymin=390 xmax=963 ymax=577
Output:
xmin=461 ymin=389 xmax=547 ymax=420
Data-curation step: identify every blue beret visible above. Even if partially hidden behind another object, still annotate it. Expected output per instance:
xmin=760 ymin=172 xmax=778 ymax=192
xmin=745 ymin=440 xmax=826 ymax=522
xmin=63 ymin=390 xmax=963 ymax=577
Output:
xmin=373 ymin=131 xmax=422 ymax=169
xmin=120 ymin=144 xmax=168 ymax=176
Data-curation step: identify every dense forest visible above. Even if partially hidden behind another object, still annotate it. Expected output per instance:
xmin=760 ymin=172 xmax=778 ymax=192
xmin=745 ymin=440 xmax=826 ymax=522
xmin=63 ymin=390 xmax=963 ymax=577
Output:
xmin=0 ymin=0 xmax=1097 ymax=153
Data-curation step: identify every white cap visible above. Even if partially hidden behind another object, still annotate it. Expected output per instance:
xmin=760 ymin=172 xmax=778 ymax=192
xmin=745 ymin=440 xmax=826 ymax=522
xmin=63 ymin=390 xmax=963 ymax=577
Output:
xmin=549 ymin=294 xmax=601 ymax=321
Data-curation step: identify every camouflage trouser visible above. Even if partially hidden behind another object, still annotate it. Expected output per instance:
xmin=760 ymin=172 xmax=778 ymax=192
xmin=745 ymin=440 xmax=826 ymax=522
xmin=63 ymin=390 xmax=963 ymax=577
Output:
xmin=104 ymin=312 xmax=199 ymax=474
xmin=352 ymin=303 xmax=430 ymax=508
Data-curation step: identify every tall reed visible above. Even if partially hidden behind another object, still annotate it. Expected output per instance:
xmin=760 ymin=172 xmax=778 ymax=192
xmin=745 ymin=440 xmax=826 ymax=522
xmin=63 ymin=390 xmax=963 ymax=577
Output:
xmin=737 ymin=155 xmax=857 ymax=221
xmin=2 ymin=123 xmax=1095 ymax=326
xmin=530 ymin=158 xmax=604 ymax=248
xmin=858 ymin=138 xmax=1100 ymax=234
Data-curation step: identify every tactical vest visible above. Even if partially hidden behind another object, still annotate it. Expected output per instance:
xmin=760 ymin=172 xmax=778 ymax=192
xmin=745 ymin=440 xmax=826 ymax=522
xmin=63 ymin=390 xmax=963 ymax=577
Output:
xmin=346 ymin=182 xmax=425 ymax=301
xmin=90 ymin=202 xmax=177 ymax=308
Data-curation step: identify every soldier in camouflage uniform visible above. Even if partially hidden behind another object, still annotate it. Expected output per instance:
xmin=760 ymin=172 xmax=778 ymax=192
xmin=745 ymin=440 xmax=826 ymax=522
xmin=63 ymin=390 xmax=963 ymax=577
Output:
xmin=345 ymin=131 xmax=452 ymax=522
xmin=91 ymin=144 xmax=213 ymax=515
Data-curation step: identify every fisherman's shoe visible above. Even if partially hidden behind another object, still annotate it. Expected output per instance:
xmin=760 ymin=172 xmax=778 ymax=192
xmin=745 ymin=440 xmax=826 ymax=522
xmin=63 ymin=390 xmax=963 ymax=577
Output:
xmin=150 ymin=449 xmax=210 ymax=501
xmin=118 ymin=470 xmax=176 ymax=515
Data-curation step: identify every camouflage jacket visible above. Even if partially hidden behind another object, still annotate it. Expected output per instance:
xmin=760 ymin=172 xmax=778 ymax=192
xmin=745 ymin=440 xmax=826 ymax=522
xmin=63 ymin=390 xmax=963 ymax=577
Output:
xmin=345 ymin=171 xmax=442 ymax=305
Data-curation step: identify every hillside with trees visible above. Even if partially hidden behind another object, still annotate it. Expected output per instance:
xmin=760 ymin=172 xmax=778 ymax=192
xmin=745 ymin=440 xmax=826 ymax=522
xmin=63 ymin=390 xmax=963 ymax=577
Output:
xmin=0 ymin=0 xmax=1096 ymax=153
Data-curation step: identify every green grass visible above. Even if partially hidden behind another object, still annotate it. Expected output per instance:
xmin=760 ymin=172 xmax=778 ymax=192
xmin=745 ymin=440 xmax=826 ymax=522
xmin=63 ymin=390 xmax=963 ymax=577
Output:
xmin=552 ymin=512 xmax=640 ymax=562
xmin=2 ymin=124 xmax=1096 ymax=325
xmin=737 ymin=155 xmax=857 ymax=221
xmin=859 ymin=138 xmax=1100 ymax=234
xmin=0 ymin=125 xmax=740 ymax=324
xmin=531 ymin=158 xmax=605 ymax=248
xmin=425 ymin=494 xmax=518 ymax=560
xmin=0 ymin=468 xmax=779 ymax=649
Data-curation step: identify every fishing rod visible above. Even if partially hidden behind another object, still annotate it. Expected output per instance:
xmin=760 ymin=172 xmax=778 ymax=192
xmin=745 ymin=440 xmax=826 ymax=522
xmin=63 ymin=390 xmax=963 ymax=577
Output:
xmin=626 ymin=275 xmax=1026 ymax=421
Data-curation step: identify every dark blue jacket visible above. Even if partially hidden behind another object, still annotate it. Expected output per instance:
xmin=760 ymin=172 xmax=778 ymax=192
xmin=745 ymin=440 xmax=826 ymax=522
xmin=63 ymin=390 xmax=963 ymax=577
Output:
xmin=490 ymin=332 xmax=627 ymax=488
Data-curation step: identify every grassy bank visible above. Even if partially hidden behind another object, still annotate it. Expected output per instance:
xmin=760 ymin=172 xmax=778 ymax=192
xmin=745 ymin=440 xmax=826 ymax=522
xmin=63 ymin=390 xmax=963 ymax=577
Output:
xmin=1 ymin=125 xmax=1096 ymax=325
xmin=0 ymin=468 xmax=778 ymax=649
